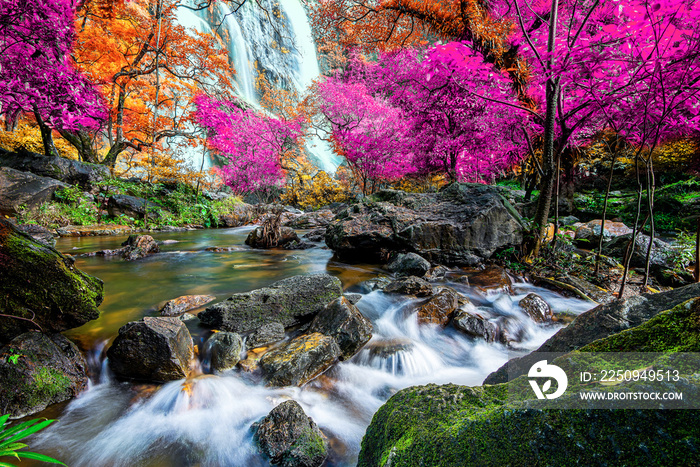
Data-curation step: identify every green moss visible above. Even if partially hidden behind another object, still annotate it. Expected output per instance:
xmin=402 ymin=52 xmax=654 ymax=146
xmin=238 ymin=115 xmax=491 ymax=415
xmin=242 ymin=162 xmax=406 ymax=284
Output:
xmin=28 ymin=367 xmax=72 ymax=407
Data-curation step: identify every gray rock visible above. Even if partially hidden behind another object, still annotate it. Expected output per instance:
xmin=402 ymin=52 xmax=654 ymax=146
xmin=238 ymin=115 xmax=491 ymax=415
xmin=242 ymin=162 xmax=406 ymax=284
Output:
xmin=302 ymin=228 xmax=326 ymax=242
xmin=107 ymin=317 xmax=193 ymax=383
xmin=0 ymin=218 xmax=103 ymax=344
xmin=357 ymin=277 xmax=392 ymax=293
xmin=121 ymin=234 xmax=159 ymax=261
xmin=218 ymin=203 xmax=257 ymax=227
xmin=386 ymin=252 xmax=431 ymax=277
xmin=247 ymin=322 xmax=286 ymax=349
xmin=204 ymin=332 xmax=243 ymax=373
xmin=414 ymin=288 xmax=460 ymax=326
xmin=519 ymin=293 xmax=553 ymax=323
xmin=199 ymin=274 xmax=343 ymax=334
xmin=0 ymin=147 xmax=110 ymax=189
xmin=16 ymin=223 xmax=56 ymax=247
xmin=602 ymin=233 xmax=676 ymax=270
xmin=0 ymin=167 xmax=68 ymax=216
xmin=453 ymin=309 xmax=498 ymax=342
xmin=284 ymin=210 xmax=334 ymax=229
xmin=343 ymin=293 xmax=363 ymax=305
xmin=107 ymin=194 xmax=162 ymax=220
xmin=484 ymin=282 xmax=700 ymax=384
xmin=259 ymin=333 xmax=341 ymax=387
xmin=160 ymin=295 xmax=216 ymax=317
xmin=308 ymin=297 xmax=373 ymax=360
xmin=0 ymin=332 xmax=88 ymax=418
xmin=384 ymin=276 xmax=433 ymax=297
xmin=325 ymin=184 xmax=524 ymax=266
xmin=253 ymin=400 xmax=328 ymax=467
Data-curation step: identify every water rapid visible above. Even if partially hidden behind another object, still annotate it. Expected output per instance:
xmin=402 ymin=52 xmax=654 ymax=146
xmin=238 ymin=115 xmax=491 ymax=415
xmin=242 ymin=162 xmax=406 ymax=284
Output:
xmin=31 ymin=228 xmax=595 ymax=466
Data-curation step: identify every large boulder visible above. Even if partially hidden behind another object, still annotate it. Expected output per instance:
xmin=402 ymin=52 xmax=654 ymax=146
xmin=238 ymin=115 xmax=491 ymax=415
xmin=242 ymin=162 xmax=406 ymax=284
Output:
xmin=383 ymin=276 xmax=433 ymax=297
xmin=0 ymin=332 xmax=89 ymax=418
xmin=0 ymin=218 xmax=103 ymax=344
xmin=308 ymin=297 xmax=373 ymax=360
xmin=325 ymin=184 xmax=523 ymax=266
xmin=199 ymin=274 xmax=343 ymax=334
xmin=107 ymin=194 xmax=162 ymax=220
xmin=484 ymin=282 xmax=700 ymax=385
xmin=574 ymin=219 xmax=632 ymax=245
xmin=253 ymin=400 xmax=328 ymax=467
xmin=217 ymin=203 xmax=257 ymax=227
xmin=0 ymin=167 xmax=68 ymax=216
xmin=106 ymin=317 xmax=193 ymax=383
xmin=601 ymin=233 xmax=676 ymax=270
xmin=259 ymin=333 xmax=341 ymax=387
xmin=0 ymin=148 xmax=110 ymax=189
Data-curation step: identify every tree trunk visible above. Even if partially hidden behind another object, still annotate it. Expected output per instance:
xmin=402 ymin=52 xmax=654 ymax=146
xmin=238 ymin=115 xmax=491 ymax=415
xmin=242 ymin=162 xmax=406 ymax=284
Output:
xmin=58 ymin=128 xmax=100 ymax=163
xmin=32 ymin=106 xmax=58 ymax=158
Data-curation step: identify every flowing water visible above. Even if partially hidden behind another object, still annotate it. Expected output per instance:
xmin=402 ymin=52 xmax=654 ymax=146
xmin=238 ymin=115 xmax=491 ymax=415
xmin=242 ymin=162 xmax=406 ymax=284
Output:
xmin=30 ymin=227 xmax=595 ymax=466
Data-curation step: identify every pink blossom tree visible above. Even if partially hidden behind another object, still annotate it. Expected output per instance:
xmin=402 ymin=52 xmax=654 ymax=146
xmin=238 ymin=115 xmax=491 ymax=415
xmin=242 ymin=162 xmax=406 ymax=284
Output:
xmin=194 ymin=95 xmax=303 ymax=195
xmin=0 ymin=0 xmax=106 ymax=156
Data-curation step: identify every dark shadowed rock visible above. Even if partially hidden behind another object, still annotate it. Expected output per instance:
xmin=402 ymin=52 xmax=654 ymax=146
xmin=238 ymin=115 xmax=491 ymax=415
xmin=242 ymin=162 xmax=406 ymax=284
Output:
xmin=302 ymin=228 xmax=326 ymax=242
xmin=0 ymin=167 xmax=68 ymax=216
xmin=386 ymin=252 xmax=431 ymax=277
xmin=107 ymin=317 xmax=193 ymax=383
xmin=247 ymin=322 xmax=286 ymax=349
xmin=519 ymin=293 xmax=553 ymax=323
xmin=259 ymin=333 xmax=341 ymax=387
xmin=343 ymin=293 xmax=363 ymax=305
xmin=199 ymin=274 xmax=343 ymax=334
xmin=308 ymin=297 xmax=373 ymax=360
xmin=414 ymin=288 xmax=460 ymax=326
xmin=452 ymin=309 xmax=498 ymax=342
xmin=253 ymin=400 xmax=328 ymax=467
xmin=601 ymin=233 xmax=675 ymax=270
xmin=204 ymin=332 xmax=243 ymax=373
xmin=357 ymin=277 xmax=392 ymax=293
xmin=107 ymin=194 xmax=162 ymax=220
xmin=246 ymin=226 xmax=300 ymax=249
xmin=384 ymin=276 xmax=433 ymax=297
xmin=0 ymin=147 xmax=110 ymax=188
xmin=121 ymin=234 xmax=159 ymax=260
xmin=0 ymin=332 xmax=89 ymax=418
xmin=484 ymin=282 xmax=700 ymax=385
xmin=284 ymin=210 xmax=334 ymax=229
xmin=160 ymin=295 xmax=216 ymax=317
xmin=325 ymin=184 xmax=523 ymax=266
xmin=0 ymin=218 xmax=103 ymax=344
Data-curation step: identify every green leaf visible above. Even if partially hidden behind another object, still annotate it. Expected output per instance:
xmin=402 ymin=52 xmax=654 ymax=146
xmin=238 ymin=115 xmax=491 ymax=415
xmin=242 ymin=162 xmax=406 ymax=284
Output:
xmin=14 ymin=451 xmax=65 ymax=465
xmin=2 ymin=419 xmax=54 ymax=446
xmin=0 ymin=415 xmax=8 ymax=429
xmin=0 ymin=461 xmax=19 ymax=467
xmin=0 ymin=443 xmax=27 ymax=452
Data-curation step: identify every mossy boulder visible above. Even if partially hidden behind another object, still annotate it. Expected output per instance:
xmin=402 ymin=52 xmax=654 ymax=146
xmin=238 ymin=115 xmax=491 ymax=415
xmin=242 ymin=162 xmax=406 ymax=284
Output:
xmin=199 ymin=274 xmax=343 ymax=334
xmin=358 ymin=298 xmax=700 ymax=466
xmin=0 ymin=332 xmax=89 ymax=418
xmin=0 ymin=218 xmax=103 ymax=344
xmin=253 ymin=400 xmax=328 ymax=467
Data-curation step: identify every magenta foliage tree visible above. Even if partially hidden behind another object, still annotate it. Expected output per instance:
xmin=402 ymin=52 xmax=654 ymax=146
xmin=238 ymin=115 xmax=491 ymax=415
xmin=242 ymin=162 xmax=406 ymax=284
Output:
xmin=314 ymin=47 xmax=527 ymax=189
xmin=0 ymin=0 xmax=106 ymax=156
xmin=194 ymin=95 xmax=303 ymax=194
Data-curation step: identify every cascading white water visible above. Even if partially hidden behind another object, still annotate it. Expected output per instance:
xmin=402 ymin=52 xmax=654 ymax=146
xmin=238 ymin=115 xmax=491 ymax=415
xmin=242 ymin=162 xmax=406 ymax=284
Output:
xmin=176 ymin=0 xmax=342 ymax=173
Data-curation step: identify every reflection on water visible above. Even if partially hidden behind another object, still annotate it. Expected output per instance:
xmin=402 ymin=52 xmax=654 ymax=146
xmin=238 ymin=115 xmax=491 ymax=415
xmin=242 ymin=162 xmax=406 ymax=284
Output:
xmin=32 ymin=227 xmax=596 ymax=466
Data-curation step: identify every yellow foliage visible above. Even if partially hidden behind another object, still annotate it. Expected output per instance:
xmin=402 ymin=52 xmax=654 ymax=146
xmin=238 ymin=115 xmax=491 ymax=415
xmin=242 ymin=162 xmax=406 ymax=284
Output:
xmin=390 ymin=173 xmax=448 ymax=193
xmin=651 ymin=139 xmax=698 ymax=172
xmin=281 ymin=157 xmax=351 ymax=209
xmin=0 ymin=121 xmax=79 ymax=160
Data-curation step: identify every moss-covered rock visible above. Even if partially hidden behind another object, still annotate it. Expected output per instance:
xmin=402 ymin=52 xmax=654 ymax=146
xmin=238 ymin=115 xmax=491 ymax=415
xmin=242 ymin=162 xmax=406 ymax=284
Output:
xmin=199 ymin=274 xmax=343 ymax=334
xmin=0 ymin=332 xmax=89 ymax=418
xmin=0 ymin=218 xmax=103 ymax=344
xmin=358 ymin=298 xmax=700 ymax=466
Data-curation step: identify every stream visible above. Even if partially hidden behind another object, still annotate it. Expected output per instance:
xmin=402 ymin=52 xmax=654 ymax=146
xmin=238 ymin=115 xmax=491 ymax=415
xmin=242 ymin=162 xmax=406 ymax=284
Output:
xmin=31 ymin=226 xmax=595 ymax=466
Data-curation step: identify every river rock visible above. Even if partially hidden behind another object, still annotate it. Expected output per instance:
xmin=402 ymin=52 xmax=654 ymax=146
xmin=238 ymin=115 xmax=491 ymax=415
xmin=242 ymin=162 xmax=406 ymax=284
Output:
xmin=246 ymin=322 xmax=286 ymax=349
xmin=574 ymin=219 xmax=633 ymax=245
xmin=107 ymin=317 xmax=193 ymax=383
xmin=284 ymin=209 xmax=334 ymax=229
xmin=414 ymin=288 xmax=460 ymax=326
xmin=343 ymin=293 xmax=363 ymax=305
xmin=518 ymin=293 xmax=553 ymax=323
xmin=0 ymin=332 xmax=89 ymax=418
xmin=121 ymin=234 xmax=159 ymax=260
xmin=160 ymin=294 xmax=216 ymax=317
xmin=16 ymin=223 xmax=56 ymax=247
xmin=259 ymin=333 xmax=341 ymax=387
xmin=0 ymin=167 xmax=68 ymax=216
xmin=308 ymin=297 xmax=373 ymax=360
xmin=0 ymin=218 xmax=103 ymax=344
xmin=199 ymin=274 xmax=343 ymax=334
xmin=386 ymin=252 xmax=431 ymax=277
xmin=601 ymin=233 xmax=675 ymax=270
xmin=253 ymin=400 xmax=328 ymax=467
xmin=218 ymin=203 xmax=257 ymax=227
xmin=0 ymin=147 xmax=110 ymax=189
xmin=325 ymin=184 xmax=524 ymax=266
xmin=107 ymin=194 xmax=162 ymax=220
xmin=357 ymin=277 xmax=392 ymax=293
xmin=204 ymin=332 xmax=243 ymax=373
xmin=246 ymin=226 xmax=300 ymax=249
xmin=384 ymin=276 xmax=433 ymax=297
xmin=452 ymin=309 xmax=498 ymax=342
xmin=484 ymin=282 xmax=700 ymax=385
xmin=302 ymin=228 xmax=326 ymax=242
xmin=464 ymin=266 xmax=513 ymax=293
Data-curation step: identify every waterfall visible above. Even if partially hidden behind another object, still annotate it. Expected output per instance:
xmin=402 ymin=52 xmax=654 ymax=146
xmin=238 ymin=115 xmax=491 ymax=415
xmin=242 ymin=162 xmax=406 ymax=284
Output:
xmin=176 ymin=0 xmax=342 ymax=173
